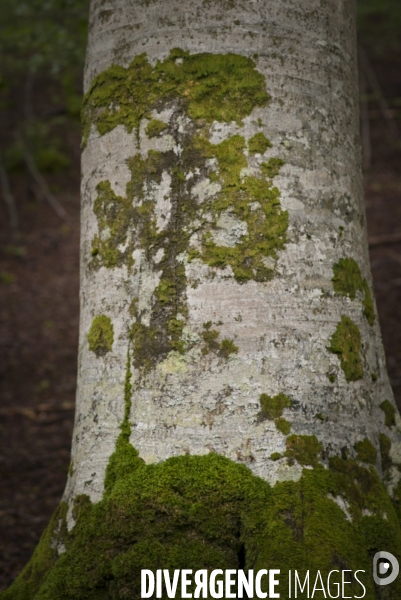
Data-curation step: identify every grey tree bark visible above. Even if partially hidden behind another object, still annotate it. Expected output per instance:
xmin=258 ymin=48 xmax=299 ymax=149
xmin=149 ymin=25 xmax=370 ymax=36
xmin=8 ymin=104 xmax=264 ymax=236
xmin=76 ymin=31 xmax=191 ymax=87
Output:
xmin=3 ymin=1 xmax=401 ymax=599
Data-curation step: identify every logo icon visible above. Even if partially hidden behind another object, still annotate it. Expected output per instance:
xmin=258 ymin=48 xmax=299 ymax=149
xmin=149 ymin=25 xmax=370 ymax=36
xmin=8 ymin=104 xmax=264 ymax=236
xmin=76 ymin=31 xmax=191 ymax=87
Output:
xmin=373 ymin=551 xmax=399 ymax=586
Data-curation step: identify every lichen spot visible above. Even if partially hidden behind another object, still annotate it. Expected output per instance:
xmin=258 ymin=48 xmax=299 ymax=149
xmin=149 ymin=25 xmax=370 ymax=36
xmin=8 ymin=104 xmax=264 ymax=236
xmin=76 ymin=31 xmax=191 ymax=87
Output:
xmin=332 ymin=257 xmax=375 ymax=325
xmin=88 ymin=315 xmax=114 ymax=356
xmin=380 ymin=399 xmax=396 ymax=428
xmin=329 ymin=315 xmax=363 ymax=382
xmin=354 ymin=438 xmax=377 ymax=465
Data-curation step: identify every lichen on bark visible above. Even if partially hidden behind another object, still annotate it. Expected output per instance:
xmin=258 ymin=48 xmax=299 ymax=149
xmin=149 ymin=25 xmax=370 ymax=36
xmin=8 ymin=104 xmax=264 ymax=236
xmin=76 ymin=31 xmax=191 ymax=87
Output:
xmin=85 ymin=50 xmax=288 ymax=374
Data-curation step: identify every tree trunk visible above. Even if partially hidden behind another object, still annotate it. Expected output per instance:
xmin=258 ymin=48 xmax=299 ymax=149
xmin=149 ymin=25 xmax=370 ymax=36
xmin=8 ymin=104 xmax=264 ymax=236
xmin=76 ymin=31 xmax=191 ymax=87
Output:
xmin=3 ymin=0 xmax=401 ymax=598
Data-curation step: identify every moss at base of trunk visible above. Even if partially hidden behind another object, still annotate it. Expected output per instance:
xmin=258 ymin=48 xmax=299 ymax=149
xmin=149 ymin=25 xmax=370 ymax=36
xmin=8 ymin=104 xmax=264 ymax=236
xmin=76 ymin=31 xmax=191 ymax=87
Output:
xmin=3 ymin=439 xmax=401 ymax=600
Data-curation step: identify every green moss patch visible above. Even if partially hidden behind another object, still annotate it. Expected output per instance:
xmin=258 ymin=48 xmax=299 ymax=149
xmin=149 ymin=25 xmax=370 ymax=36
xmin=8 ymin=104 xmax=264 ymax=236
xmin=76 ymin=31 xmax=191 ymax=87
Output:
xmin=332 ymin=258 xmax=375 ymax=325
xmin=248 ymin=132 xmax=271 ymax=154
xmin=274 ymin=417 xmax=291 ymax=435
xmin=329 ymin=315 xmax=363 ymax=382
xmin=285 ymin=434 xmax=322 ymax=467
xmin=218 ymin=338 xmax=238 ymax=359
xmin=189 ymin=134 xmax=288 ymax=283
xmin=82 ymin=50 xmax=270 ymax=146
xmin=259 ymin=392 xmax=291 ymax=420
xmin=354 ymin=438 xmax=377 ymax=465
xmin=380 ymin=399 xmax=396 ymax=428
xmin=87 ymin=315 xmax=114 ymax=356
xmin=145 ymin=119 xmax=168 ymax=138
xmin=6 ymin=448 xmax=401 ymax=599
xmin=270 ymin=452 xmax=282 ymax=461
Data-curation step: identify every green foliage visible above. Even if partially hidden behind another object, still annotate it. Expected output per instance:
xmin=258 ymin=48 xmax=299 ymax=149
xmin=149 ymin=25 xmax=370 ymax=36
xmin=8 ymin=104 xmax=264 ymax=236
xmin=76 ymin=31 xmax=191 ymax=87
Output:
xmin=357 ymin=0 xmax=401 ymax=54
xmin=0 ymin=0 xmax=88 ymax=78
xmin=354 ymin=438 xmax=377 ymax=464
xmin=87 ymin=315 xmax=114 ymax=356
xmin=248 ymin=132 xmax=272 ymax=154
xmin=332 ymin=257 xmax=375 ymax=325
xmin=380 ymin=399 xmax=396 ymax=428
xmin=329 ymin=315 xmax=364 ymax=382
xmin=259 ymin=392 xmax=292 ymax=420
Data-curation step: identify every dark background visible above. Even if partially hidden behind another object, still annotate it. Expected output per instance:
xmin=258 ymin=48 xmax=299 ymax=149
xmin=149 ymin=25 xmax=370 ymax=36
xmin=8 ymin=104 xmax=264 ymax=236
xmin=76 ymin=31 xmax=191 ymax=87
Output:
xmin=0 ymin=0 xmax=400 ymax=590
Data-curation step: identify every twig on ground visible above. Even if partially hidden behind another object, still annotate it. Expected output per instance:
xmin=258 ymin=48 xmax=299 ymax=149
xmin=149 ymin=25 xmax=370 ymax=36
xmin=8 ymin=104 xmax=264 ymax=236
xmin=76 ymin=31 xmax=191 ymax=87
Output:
xmin=0 ymin=154 xmax=19 ymax=241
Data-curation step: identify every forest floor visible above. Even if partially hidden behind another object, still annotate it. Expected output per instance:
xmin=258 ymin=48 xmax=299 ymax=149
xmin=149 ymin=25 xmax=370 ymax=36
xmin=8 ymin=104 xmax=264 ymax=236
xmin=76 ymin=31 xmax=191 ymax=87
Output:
xmin=0 ymin=48 xmax=401 ymax=591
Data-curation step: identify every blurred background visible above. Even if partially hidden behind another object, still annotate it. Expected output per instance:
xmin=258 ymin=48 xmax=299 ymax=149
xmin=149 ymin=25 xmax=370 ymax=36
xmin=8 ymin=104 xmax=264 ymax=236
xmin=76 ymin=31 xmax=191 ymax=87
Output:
xmin=0 ymin=0 xmax=400 ymax=590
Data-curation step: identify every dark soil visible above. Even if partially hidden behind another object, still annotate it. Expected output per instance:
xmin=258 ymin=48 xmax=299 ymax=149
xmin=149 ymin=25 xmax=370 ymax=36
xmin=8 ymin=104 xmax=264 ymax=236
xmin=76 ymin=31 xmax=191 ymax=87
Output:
xmin=0 ymin=48 xmax=400 ymax=592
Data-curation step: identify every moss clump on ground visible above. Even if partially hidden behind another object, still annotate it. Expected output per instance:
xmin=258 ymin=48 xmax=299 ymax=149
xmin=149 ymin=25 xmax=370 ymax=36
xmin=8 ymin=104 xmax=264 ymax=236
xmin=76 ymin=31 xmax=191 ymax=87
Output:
xmin=259 ymin=392 xmax=291 ymax=420
xmin=380 ymin=399 xmax=396 ymax=428
xmin=329 ymin=315 xmax=364 ymax=382
xmin=248 ymin=132 xmax=271 ymax=154
xmin=87 ymin=315 xmax=114 ymax=356
xmin=332 ymin=258 xmax=375 ymax=325
xmin=354 ymin=438 xmax=377 ymax=465
xmin=5 ymin=448 xmax=401 ymax=599
xmin=145 ymin=119 xmax=168 ymax=138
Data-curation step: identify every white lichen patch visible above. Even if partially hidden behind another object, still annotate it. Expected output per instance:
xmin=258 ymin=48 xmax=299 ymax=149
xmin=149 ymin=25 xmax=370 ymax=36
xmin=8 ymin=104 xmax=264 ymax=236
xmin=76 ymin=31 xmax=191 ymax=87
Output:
xmin=327 ymin=493 xmax=352 ymax=521
xmin=191 ymin=178 xmax=221 ymax=204
xmin=211 ymin=210 xmax=248 ymax=247
xmin=154 ymin=171 xmax=172 ymax=231
xmin=159 ymin=351 xmax=188 ymax=375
